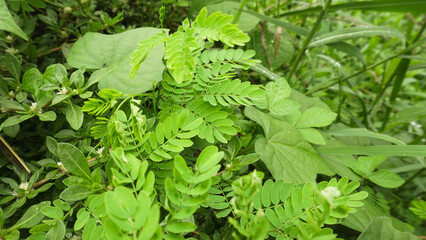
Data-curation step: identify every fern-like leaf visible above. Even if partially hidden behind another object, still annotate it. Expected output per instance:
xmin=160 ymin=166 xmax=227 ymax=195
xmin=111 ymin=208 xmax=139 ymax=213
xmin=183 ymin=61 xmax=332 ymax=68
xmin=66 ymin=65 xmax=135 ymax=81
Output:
xmin=199 ymin=49 xmax=260 ymax=68
xmin=192 ymin=8 xmax=250 ymax=47
xmin=130 ymin=32 xmax=168 ymax=79
xmin=252 ymin=178 xmax=368 ymax=239
xmin=203 ymin=79 xmax=264 ymax=106
xmin=142 ymin=109 xmax=202 ymax=161
xmin=186 ymin=100 xmax=238 ymax=143
xmin=164 ymin=31 xmax=197 ymax=83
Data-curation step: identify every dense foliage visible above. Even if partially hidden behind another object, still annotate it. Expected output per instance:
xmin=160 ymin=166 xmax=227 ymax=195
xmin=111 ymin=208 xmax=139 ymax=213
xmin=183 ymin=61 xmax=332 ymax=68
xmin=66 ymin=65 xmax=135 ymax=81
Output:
xmin=0 ymin=0 xmax=425 ymax=239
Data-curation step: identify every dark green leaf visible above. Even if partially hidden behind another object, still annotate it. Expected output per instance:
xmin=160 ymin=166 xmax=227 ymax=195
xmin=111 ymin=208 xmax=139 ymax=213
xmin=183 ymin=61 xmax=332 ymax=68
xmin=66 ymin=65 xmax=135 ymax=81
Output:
xmin=7 ymin=201 xmax=50 ymax=231
xmin=5 ymin=52 xmax=21 ymax=80
xmin=66 ymin=102 xmax=84 ymax=130
xmin=58 ymin=143 xmax=91 ymax=181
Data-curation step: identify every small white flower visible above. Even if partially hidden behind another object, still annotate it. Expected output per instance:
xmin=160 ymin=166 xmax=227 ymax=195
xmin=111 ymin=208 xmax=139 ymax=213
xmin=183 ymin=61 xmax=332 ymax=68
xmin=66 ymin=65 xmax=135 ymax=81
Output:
xmin=57 ymin=87 xmax=68 ymax=95
xmin=72 ymin=89 xmax=78 ymax=94
xmin=321 ymin=186 xmax=340 ymax=203
xmin=19 ymin=182 xmax=29 ymax=190
xmin=57 ymin=162 xmax=67 ymax=172
xmin=30 ymin=102 xmax=38 ymax=111
xmin=0 ymin=106 xmax=8 ymax=113
xmin=96 ymin=147 xmax=105 ymax=157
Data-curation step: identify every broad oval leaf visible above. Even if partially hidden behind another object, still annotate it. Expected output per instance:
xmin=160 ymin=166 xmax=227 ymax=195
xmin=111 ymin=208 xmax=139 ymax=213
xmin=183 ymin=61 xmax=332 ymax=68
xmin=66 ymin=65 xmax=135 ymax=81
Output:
xmin=67 ymin=27 xmax=165 ymax=94
xmin=41 ymin=206 xmax=64 ymax=219
xmin=196 ymin=146 xmax=224 ymax=173
xmin=296 ymin=107 xmax=337 ymax=128
xmin=66 ymin=102 xmax=83 ymax=130
xmin=60 ymin=184 xmax=95 ymax=201
xmin=58 ymin=143 xmax=91 ymax=181
xmin=368 ymin=170 xmax=405 ymax=188
xmin=166 ymin=222 xmax=197 ymax=233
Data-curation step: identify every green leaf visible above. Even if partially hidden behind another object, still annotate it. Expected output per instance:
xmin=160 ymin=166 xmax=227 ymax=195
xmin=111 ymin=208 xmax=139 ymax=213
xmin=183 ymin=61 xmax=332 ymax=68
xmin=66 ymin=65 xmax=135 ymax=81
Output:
xmin=0 ymin=207 xmax=4 ymax=229
xmin=58 ymin=143 xmax=91 ymax=181
xmin=205 ymin=1 xmax=259 ymax=32
xmin=165 ymin=178 xmax=180 ymax=204
xmin=0 ymin=0 xmax=28 ymax=40
xmin=299 ymin=128 xmax=326 ymax=145
xmin=327 ymin=42 xmax=366 ymax=66
xmin=3 ymin=230 xmax=19 ymax=240
xmin=131 ymin=32 xmax=168 ymax=79
xmin=105 ymin=187 xmax=137 ymax=220
xmin=166 ymin=222 xmax=197 ymax=234
xmin=357 ymin=217 xmax=418 ymax=240
xmin=60 ymin=184 xmax=95 ymax=201
xmin=165 ymin=31 xmax=196 ymax=84
xmin=5 ymin=52 xmax=21 ymax=80
xmin=174 ymin=155 xmax=194 ymax=183
xmin=326 ymin=128 xmax=406 ymax=146
xmin=196 ymin=146 xmax=224 ymax=173
xmin=409 ymin=200 xmax=426 ymax=219
xmin=41 ymin=206 xmax=64 ymax=219
xmin=7 ymin=201 xmax=50 ymax=231
xmin=67 ymin=27 xmax=165 ymax=94
xmin=356 ymin=156 xmax=387 ymax=176
xmin=138 ymin=203 xmax=160 ymax=240
xmin=245 ymin=106 xmax=332 ymax=183
xmin=53 ymin=199 xmax=70 ymax=211
xmin=192 ymin=7 xmax=250 ymax=47
xmin=310 ymin=27 xmax=405 ymax=48
xmin=368 ymin=170 xmax=405 ymax=188
xmin=280 ymin=0 xmax=426 ymax=17
xmin=38 ymin=111 xmax=57 ymax=121
xmin=66 ymin=102 xmax=84 ymax=130
xmin=317 ymin=145 xmax=426 ymax=157
xmin=75 ymin=210 xmax=90 ymax=230
xmin=296 ymin=107 xmax=337 ymax=128
xmin=46 ymin=219 xmax=65 ymax=240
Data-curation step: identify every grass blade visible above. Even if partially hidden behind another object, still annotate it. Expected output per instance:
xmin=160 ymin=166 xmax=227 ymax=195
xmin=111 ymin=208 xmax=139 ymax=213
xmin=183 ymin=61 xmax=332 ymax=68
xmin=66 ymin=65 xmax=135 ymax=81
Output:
xmin=242 ymin=10 xmax=309 ymax=36
xmin=326 ymin=128 xmax=406 ymax=145
xmin=309 ymin=27 xmax=405 ymax=47
xmin=317 ymin=145 xmax=426 ymax=157
xmin=327 ymin=42 xmax=366 ymax=66
xmin=280 ymin=0 xmax=426 ymax=17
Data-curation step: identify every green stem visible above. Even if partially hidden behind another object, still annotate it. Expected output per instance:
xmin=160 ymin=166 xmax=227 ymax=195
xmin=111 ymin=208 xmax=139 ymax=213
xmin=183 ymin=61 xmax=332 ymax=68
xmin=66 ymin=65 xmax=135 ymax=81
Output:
xmin=305 ymin=48 xmax=408 ymax=96
xmin=233 ymin=0 xmax=248 ymax=24
xmin=286 ymin=0 xmax=333 ymax=85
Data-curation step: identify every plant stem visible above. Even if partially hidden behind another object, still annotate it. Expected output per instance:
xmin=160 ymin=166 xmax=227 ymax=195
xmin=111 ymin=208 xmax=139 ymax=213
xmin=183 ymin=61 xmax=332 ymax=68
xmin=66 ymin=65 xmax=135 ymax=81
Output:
xmin=286 ymin=0 xmax=333 ymax=85
xmin=233 ymin=0 xmax=248 ymax=24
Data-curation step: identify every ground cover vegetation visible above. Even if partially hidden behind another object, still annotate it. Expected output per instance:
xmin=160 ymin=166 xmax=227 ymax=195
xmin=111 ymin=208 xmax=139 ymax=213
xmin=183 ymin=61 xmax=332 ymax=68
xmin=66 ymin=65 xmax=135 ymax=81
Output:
xmin=0 ymin=0 xmax=425 ymax=239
